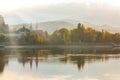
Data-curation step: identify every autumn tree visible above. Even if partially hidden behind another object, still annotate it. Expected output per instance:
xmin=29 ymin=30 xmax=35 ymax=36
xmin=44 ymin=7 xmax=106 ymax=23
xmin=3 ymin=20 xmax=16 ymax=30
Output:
xmin=84 ymin=27 xmax=97 ymax=42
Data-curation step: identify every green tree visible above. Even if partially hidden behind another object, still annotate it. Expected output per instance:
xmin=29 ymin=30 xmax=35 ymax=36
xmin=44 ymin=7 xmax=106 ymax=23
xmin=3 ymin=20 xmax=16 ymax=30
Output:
xmin=84 ymin=27 xmax=97 ymax=42
xmin=0 ymin=34 xmax=7 ymax=42
xmin=112 ymin=33 xmax=120 ymax=43
xmin=71 ymin=23 xmax=85 ymax=43
xmin=50 ymin=28 xmax=70 ymax=44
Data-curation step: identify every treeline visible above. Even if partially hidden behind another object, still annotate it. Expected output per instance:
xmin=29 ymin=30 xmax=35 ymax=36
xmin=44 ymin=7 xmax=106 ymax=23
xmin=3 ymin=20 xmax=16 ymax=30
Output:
xmin=18 ymin=23 xmax=120 ymax=44
xmin=19 ymin=31 xmax=49 ymax=44
xmin=0 ymin=34 xmax=8 ymax=42
xmin=1 ymin=23 xmax=120 ymax=44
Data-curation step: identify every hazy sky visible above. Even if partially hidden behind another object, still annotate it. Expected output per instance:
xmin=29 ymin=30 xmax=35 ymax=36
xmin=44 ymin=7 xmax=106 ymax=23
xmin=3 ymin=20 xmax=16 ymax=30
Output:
xmin=0 ymin=0 xmax=120 ymax=11
xmin=0 ymin=0 xmax=120 ymax=27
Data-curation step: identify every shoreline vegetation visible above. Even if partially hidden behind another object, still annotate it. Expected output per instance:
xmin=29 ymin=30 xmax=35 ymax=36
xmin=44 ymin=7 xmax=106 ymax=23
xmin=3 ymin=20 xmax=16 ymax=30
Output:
xmin=4 ymin=44 xmax=112 ymax=49
xmin=1 ymin=23 xmax=120 ymax=45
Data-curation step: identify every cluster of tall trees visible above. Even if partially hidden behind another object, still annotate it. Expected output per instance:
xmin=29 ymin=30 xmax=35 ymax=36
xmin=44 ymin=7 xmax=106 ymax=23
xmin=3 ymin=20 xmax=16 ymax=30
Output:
xmin=0 ymin=34 xmax=8 ymax=42
xmin=19 ymin=31 xmax=48 ymax=44
xmin=3 ymin=23 xmax=120 ymax=45
xmin=49 ymin=23 xmax=120 ymax=44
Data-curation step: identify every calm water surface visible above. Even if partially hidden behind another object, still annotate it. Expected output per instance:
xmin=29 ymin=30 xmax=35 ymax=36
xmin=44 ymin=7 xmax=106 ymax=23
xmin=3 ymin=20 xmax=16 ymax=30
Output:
xmin=0 ymin=47 xmax=120 ymax=80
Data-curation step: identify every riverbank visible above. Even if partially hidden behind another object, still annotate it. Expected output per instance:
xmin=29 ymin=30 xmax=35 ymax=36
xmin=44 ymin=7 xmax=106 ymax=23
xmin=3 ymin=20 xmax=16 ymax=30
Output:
xmin=4 ymin=44 xmax=113 ymax=49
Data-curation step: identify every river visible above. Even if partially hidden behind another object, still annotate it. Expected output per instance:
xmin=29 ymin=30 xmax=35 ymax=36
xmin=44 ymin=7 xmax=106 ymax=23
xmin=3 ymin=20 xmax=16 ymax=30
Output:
xmin=0 ymin=47 xmax=119 ymax=80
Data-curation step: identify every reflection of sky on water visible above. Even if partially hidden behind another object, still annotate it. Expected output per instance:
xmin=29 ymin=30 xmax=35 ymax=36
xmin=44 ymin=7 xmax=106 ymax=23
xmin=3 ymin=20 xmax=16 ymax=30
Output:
xmin=1 ymin=59 xmax=120 ymax=80
xmin=1 ymin=57 xmax=120 ymax=80
xmin=0 ymin=48 xmax=120 ymax=80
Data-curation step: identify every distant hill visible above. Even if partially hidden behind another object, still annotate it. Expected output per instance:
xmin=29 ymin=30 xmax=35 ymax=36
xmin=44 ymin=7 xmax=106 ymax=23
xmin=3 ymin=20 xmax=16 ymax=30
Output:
xmin=9 ymin=20 xmax=119 ymax=34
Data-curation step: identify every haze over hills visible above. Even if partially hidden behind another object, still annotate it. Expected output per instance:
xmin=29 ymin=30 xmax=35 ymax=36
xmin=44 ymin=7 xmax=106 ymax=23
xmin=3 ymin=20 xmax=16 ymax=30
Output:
xmin=2 ymin=0 xmax=120 ymax=34
xmin=9 ymin=20 xmax=119 ymax=34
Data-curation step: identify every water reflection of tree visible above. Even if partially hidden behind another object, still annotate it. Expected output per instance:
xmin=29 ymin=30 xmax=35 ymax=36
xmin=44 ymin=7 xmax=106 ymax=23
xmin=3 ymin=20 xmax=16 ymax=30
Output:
xmin=69 ymin=56 xmax=110 ymax=70
xmin=18 ymin=48 xmax=120 ymax=71
xmin=0 ymin=50 xmax=8 ymax=74
xmin=18 ymin=49 xmax=49 ymax=68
